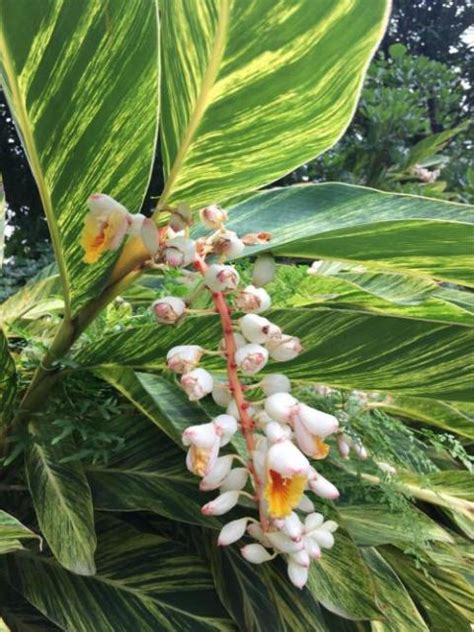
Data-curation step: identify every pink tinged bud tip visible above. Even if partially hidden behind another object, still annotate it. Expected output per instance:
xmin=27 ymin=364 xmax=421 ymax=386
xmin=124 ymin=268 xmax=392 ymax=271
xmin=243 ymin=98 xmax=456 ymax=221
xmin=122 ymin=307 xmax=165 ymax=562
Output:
xmin=252 ymin=254 xmax=276 ymax=287
xmin=169 ymin=203 xmax=193 ymax=232
xmin=154 ymin=297 xmax=186 ymax=325
xmin=239 ymin=314 xmax=281 ymax=345
xmin=204 ymin=264 xmax=240 ymax=292
xmin=235 ymin=285 xmax=271 ymax=313
xmin=309 ymin=472 xmax=340 ymax=500
xmin=265 ymin=421 xmax=292 ymax=444
xmin=167 ymin=345 xmax=203 ymax=373
xmin=212 ymin=414 xmax=238 ymax=446
xmin=181 ymin=368 xmax=213 ymax=401
xmin=211 ymin=230 xmax=245 ymax=259
xmin=264 ymin=392 xmax=297 ymax=424
xmin=201 ymin=490 xmax=240 ymax=516
xmin=164 ymin=236 xmax=196 ymax=267
xmin=218 ymin=518 xmax=250 ymax=546
xmin=235 ymin=343 xmax=268 ymax=375
xmin=200 ymin=204 xmax=228 ymax=229
xmin=241 ymin=543 xmax=274 ymax=564
xmin=266 ymin=335 xmax=303 ymax=362
xmin=287 ymin=560 xmax=309 ymax=589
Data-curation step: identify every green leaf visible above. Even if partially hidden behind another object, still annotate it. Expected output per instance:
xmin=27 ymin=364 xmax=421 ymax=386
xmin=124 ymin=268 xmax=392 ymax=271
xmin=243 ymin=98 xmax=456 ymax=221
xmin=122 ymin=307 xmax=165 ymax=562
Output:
xmin=307 ymin=525 xmax=381 ymax=620
xmin=0 ymin=329 xmax=16 ymax=427
xmin=0 ymin=581 xmax=61 ymax=631
xmin=86 ymin=406 xmax=217 ymax=528
xmin=25 ymin=423 xmax=96 ymax=575
xmin=2 ymin=517 xmax=234 ymax=632
xmin=361 ymin=549 xmax=428 ymax=632
xmin=406 ymin=123 xmax=469 ymax=169
xmin=0 ymin=511 xmax=40 ymax=556
xmin=0 ymin=174 xmax=4 ymax=269
xmin=0 ymin=0 xmax=159 ymax=314
xmin=160 ymin=1 xmax=390 ymax=207
xmin=218 ymin=184 xmax=474 ymax=286
xmin=381 ymin=546 xmax=474 ymax=632
xmin=191 ymin=528 xmax=329 ymax=632
xmin=374 ymin=395 xmax=474 ymax=439
xmin=76 ymin=306 xmax=474 ymax=402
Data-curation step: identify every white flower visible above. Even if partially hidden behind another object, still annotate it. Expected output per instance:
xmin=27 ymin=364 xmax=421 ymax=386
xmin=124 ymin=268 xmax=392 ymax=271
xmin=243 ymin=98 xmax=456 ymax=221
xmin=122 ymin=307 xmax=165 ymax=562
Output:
xmin=265 ymin=421 xmax=292 ymax=444
xmin=239 ymin=314 xmax=281 ymax=344
xmin=234 ymin=286 xmax=271 ymax=313
xmin=219 ymin=467 xmax=249 ymax=492
xmin=252 ymin=254 xmax=276 ymax=287
xmin=164 ymin=236 xmax=196 ymax=267
xmin=200 ymin=455 xmax=234 ymax=491
xmin=153 ymin=296 xmax=186 ymax=324
xmin=266 ymin=334 xmax=302 ymax=361
xmin=264 ymin=392 xmax=297 ymax=423
xmin=182 ymin=422 xmax=220 ymax=477
xmin=88 ymin=193 xmax=128 ymax=218
xmin=213 ymin=414 xmax=238 ymax=446
xmin=204 ymin=264 xmax=240 ymax=292
xmin=200 ymin=204 xmax=228 ymax=229
xmin=169 ymin=203 xmax=193 ymax=232
xmin=291 ymin=405 xmax=338 ymax=459
xmin=218 ymin=332 xmax=247 ymax=355
xmin=260 ymin=374 xmax=291 ymax=396
xmin=212 ymin=381 xmax=233 ymax=408
xmin=241 ymin=543 xmax=274 ymax=564
xmin=264 ymin=440 xmax=310 ymax=518
xmin=287 ymin=560 xmax=309 ymax=589
xmin=218 ymin=518 xmax=250 ymax=546
xmin=336 ymin=434 xmax=351 ymax=459
xmin=235 ymin=343 xmax=268 ymax=375
xmin=201 ymin=490 xmax=240 ymax=516
xmin=211 ymin=230 xmax=245 ymax=258
xmin=181 ymin=368 xmax=213 ymax=400
xmin=308 ymin=470 xmax=340 ymax=499
xmin=167 ymin=345 xmax=203 ymax=373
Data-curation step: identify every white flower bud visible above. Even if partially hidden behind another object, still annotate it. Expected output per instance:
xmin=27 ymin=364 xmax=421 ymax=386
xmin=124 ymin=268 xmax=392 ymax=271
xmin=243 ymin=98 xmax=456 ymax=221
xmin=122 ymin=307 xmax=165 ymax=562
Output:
xmin=212 ymin=382 xmax=233 ymax=408
xmin=200 ymin=204 xmax=228 ymax=229
xmin=218 ymin=518 xmax=250 ymax=546
xmin=218 ymin=332 xmax=247 ymax=355
xmin=377 ymin=461 xmax=397 ymax=475
xmin=153 ymin=296 xmax=186 ymax=324
xmin=213 ymin=414 xmax=238 ymax=446
xmin=298 ymin=405 xmax=339 ymax=438
xmin=261 ymin=374 xmax=291 ymax=396
xmin=266 ymin=531 xmax=303 ymax=553
xmin=265 ymin=421 xmax=292 ymax=444
xmin=252 ymin=254 xmax=276 ymax=287
xmin=88 ymin=193 xmax=128 ymax=218
xmin=308 ymin=471 xmax=340 ymax=499
xmin=266 ymin=335 xmax=303 ymax=361
xmin=200 ymin=455 xmax=234 ymax=491
xmin=181 ymin=368 xmax=213 ymax=401
xmin=353 ymin=441 xmax=368 ymax=460
xmin=304 ymin=537 xmax=321 ymax=560
xmin=235 ymin=343 xmax=268 ymax=375
xmin=267 ymin=440 xmax=310 ymax=477
xmin=201 ymin=490 xmax=240 ymax=516
xmin=164 ymin=236 xmax=196 ymax=267
xmin=239 ymin=314 xmax=281 ymax=344
xmin=310 ymin=529 xmax=335 ymax=550
xmin=290 ymin=549 xmax=310 ymax=568
xmin=234 ymin=286 xmax=271 ymax=313
xmin=336 ymin=434 xmax=351 ymax=459
xmin=167 ymin=345 xmax=203 ymax=373
xmin=283 ymin=512 xmax=304 ymax=540
xmin=169 ymin=203 xmax=193 ymax=232
xmin=264 ymin=392 xmax=297 ymax=423
xmin=241 ymin=543 xmax=274 ymax=564
xmin=287 ymin=560 xmax=309 ymax=589
xmin=297 ymin=495 xmax=315 ymax=514
xmin=219 ymin=467 xmax=249 ymax=492
xmin=128 ymin=213 xmax=146 ymax=235
xmin=246 ymin=522 xmax=270 ymax=546
xmin=304 ymin=513 xmax=324 ymax=532
xmin=182 ymin=422 xmax=220 ymax=477
xmin=253 ymin=410 xmax=274 ymax=428
xmin=204 ymin=264 xmax=240 ymax=292
xmin=211 ymin=230 xmax=245 ymax=258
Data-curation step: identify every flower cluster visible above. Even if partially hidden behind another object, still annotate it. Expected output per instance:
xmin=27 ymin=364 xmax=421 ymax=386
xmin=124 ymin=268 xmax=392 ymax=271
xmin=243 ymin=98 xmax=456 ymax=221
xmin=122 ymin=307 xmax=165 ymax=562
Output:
xmin=153 ymin=203 xmax=342 ymax=589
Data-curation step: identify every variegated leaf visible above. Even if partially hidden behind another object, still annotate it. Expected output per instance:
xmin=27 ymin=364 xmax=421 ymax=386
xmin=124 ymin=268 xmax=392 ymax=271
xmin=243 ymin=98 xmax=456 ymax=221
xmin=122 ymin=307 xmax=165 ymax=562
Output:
xmin=2 ymin=517 xmax=234 ymax=632
xmin=0 ymin=0 xmax=159 ymax=314
xmin=0 ymin=511 xmax=40 ymax=556
xmin=216 ymin=184 xmax=474 ymax=286
xmin=0 ymin=328 xmax=16 ymax=427
xmin=160 ymin=1 xmax=390 ymax=208
xmin=25 ymin=423 xmax=96 ymax=575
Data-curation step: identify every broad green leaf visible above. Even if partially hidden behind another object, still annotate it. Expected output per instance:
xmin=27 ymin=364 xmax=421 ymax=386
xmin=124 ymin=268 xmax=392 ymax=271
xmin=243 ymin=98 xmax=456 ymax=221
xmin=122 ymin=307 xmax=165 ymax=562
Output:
xmin=0 ymin=174 xmax=4 ymax=268
xmin=381 ymin=546 xmax=474 ymax=632
xmin=218 ymin=184 xmax=474 ymax=286
xmin=76 ymin=307 xmax=474 ymax=402
xmin=160 ymin=1 xmax=390 ymax=208
xmin=25 ymin=423 xmax=96 ymax=575
xmin=406 ymin=123 xmax=469 ymax=168
xmin=361 ymin=549 xmax=428 ymax=632
xmin=307 ymin=525 xmax=381 ymax=620
xmin=339 ymin=504 xmax=453 ymax=548
xmin=375 ymin=395 xmax=474 ymax=439
xmin=0 ymin=581 xmax=61 ymax=631
xmin=0 ymin=511 xmax=40 ymax=556
xmin=2 ymin=517 xmax=234 ymax=632
xmin=0 ymin=329 xmax=16 ymax=427
xmin=291 ymin=267 xmax=473 ymax=326
xmin=192 ymin=528 xmax=328 ymax=632
xmin=86 ymin=406 xmax=218 ymax=528
xmin=0 ymin=0 xmax=159 ymax=314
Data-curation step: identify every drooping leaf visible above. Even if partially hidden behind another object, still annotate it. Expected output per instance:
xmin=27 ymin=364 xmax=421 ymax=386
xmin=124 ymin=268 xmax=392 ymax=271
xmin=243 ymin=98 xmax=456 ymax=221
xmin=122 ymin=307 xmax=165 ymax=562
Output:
xmin=307 ymin=525 xmax=381 ymax=620
xmin=0 ymin=581 xmax=61 ymax=631
xmin=361 ymin=549 xmax=428 ymax=632
xmin=217 ymin=184 xmax=474 ymax=286
xmin=25 ymin=423 xmax=96 ymax=575
xmin=381 ymin=546 xmax=474 ymax=632
xmin=0 ymin=329 xmax=16 ymax=427
xmin=0 ymin=0 xmax=160 ymax=314
xmin=2 ymin=517 xmax=234 ymax=632
xmin=160 ymin=1 xmax=390 ymax=208
xmin=76 ymin=306 xmax=474 ymax=402
xmin=0 ymin=511 xmax=40 ymax=556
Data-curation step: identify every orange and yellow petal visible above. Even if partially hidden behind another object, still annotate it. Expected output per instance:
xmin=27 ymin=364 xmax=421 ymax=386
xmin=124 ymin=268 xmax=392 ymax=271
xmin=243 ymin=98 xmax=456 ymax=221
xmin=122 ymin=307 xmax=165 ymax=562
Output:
xmin=313 ymin=436 xmax=330 ymax=460
xmin=190 ymin=446 xmax=212 ymax=477
xmin=265 ymin=469 xmax=307 ymax=518
xmin=80 ymin=215 xmax=107 ymax=264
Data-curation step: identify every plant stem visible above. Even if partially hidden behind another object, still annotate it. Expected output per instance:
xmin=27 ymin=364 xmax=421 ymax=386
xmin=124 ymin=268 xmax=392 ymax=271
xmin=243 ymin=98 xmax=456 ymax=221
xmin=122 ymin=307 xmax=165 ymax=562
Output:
xmin=194 ymin=257 xmax=269 ymax=530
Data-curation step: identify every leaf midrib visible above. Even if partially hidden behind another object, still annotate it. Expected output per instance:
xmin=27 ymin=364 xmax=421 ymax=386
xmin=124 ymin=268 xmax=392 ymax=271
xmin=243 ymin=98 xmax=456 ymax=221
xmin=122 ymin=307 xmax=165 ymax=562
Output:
xmin=0 ymin=30 xmax=71 ymax=316
xmin=158 ymin=0 xmax=231 ymax=206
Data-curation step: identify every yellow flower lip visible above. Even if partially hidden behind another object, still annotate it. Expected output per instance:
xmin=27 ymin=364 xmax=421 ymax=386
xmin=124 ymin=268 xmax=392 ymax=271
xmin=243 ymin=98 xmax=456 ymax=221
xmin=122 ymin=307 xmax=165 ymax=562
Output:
xmin=265 ymin=468 xmax=307 ymax=518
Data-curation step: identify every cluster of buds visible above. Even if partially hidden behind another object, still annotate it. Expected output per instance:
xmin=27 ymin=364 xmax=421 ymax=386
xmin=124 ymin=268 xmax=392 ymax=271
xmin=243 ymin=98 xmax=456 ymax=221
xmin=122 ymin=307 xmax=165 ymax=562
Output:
xmin=151 ymin=203 xmax=344 ymax=589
